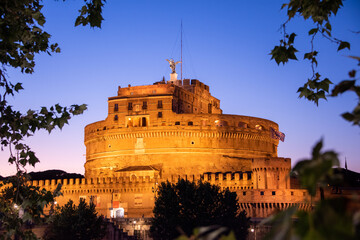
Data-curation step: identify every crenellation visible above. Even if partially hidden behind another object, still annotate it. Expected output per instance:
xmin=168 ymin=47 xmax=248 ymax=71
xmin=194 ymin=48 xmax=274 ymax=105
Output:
xmin=25 ymin=77 xmax=312 ymax=219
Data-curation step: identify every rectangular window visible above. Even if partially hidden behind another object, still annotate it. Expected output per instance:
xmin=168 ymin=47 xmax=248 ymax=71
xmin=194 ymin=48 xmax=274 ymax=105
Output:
xmin=142 ymin=117 xmax=147 ymax=127
xmin=247 ymin=172 xmax=252 ymax=180
xmin=243 ymin=191 xmax=246 ymax=196
xmin=260 ymin=191 xmax=264 ymax=196
xmin=142 ymin=101 xmax=147 ymax=110
xmin=157 ymin=100 xmax=163 ymax=109
xmin=175 ymin=121 xmax=180 ymax=125
xmin=114 ymin=115 xmax=118 ymax=121
xmin=128 ymin=102 xmax=133 ymax=110
xmin=291 ymin=191 xmax=294 ymax=196
xmin=158 ymin=112 xmax=162 ymax=118
xmin=114 ymin=103 xmax=118 ymax=112
xmin=188 ymin=121 xmax=193 ymax=126
xmin=272 ymin=191 xmax=276 ymax=196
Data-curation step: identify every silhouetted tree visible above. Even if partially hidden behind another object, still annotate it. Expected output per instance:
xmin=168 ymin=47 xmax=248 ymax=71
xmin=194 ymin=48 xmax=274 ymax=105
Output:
xmin=150 ymin=179 xmax=249 ymax=240
xmin=45 ymin=199 xmax=106 ymax=240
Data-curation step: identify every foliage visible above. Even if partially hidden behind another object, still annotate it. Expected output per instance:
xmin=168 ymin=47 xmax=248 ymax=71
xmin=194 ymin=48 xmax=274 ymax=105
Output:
xmin=176 ymin=226 xmax=237 ymax=240
xmin=270 ymin=0 xmax=360 ymax=126
xmin=292 ymin=139 xmax=340 ymax=197
xmin=75 ymin=0 xmax=106 ymax=28
xmin=0 ymin=173 xmax=61 ymax=240
xmin=263 ymin=197 xmax=359 ymax=240
xmin=0 ymin=0 xmax=105 ymax=238
xmin=150 ymin=179 xmax=249 ymax=240
xmin=44 ymin=199 xmax=106 ymax=240
xmin=263 ymin=140 xmax=360 ymax=240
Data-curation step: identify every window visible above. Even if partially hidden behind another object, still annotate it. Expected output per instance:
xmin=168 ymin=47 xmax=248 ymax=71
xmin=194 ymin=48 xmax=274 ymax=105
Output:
xmin=247 ymin=172 xmax=252 ymax=180
xmin=128 ymin=102 xmax=133 ymax=110
xmin=175 ymin=121 xmax=180 ymax=125
xmin=238 ymin=122 xmax=247 ymax=128
xmin=208 ymin=103 xmax=212 ymax=113
xmin=260 ymin=191 xmax=264 ymax=196
xmin=142 ymin=117 xmax=147 ymax=127
xmin=255 ymin=124 xmax=263 ymax=130
xmin=215 ymin=120 xmax=228 ymax=127
xmin=158 ymin=112 xmax=162 ymax=118
xmin=272 ymin=191 xmax=276 ymax=196
xmin=188 ymin=121 xmax=193 ymax=126
xmin=114 ymin=103 xmax=118 ymax=112
xmin=157 ymin=100 xmax=163 ymax=109
xmin=291 ymin=191 xmax=294 ymax=196
xmin=142 ymin=101 xmax=147 ymax=110
xmin=243 ymin=191 xmax=246 ymax=196
xmin=114 ymin=115 xmax=118 ymax=121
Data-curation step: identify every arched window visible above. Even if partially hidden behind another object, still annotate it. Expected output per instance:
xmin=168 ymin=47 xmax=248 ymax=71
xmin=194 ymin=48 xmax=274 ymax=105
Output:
xmin=116 ymin=208 xmax=124 ymax=218
xmin=215 ymin=120 xmax=228 ymax=127
xmin=238 ymin=122 xmax=248 ymax=128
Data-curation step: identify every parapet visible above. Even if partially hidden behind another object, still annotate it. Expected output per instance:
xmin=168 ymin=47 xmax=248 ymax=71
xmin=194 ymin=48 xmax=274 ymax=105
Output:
xmin=252 ymin=157 xmax=291 ymax=171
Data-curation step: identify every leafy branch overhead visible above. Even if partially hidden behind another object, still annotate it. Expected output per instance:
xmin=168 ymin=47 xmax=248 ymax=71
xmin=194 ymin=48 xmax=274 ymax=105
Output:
xmin=292 ymin=139 xmax=340 ymax=197
xmin=270 ymin=0 xmax=359 ymax=122
xmin=75 ymin=0 xmax=106 ymax=28
xmin=0 ymin=1 xmax=99 ymax=238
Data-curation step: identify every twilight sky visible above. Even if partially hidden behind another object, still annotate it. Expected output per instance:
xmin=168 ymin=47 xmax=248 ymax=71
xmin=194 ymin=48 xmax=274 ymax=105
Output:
xmin=1 ymin=0 xmax=360 ymax=176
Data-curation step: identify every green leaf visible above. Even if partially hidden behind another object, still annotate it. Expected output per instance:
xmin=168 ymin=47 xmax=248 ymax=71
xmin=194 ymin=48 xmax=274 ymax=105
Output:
xmin=14 ymin=83 xmax=24 ymax=92
xmin=325 ymin=22 xmax=332 ymax=31
xmin=348 ymin=70 xmax=356 ymax=78
xmin=337 ymin=41 xmax=350 ymax=51
xmin=331 ymin=80 xmax=355 ymax=96
xmin=308 ymin=28 xmax=318 ymax=35
xmin=288 ymin=33 xmax=296 ymax=45
xmin=342 ymin=112 xmax=354 ymax=122
xmin=55 ymin=104 xmax=62 ymax=113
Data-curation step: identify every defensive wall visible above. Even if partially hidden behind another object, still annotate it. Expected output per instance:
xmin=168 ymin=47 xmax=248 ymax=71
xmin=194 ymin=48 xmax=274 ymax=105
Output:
xmin=7 ymin=167 xmax=310 ymax=218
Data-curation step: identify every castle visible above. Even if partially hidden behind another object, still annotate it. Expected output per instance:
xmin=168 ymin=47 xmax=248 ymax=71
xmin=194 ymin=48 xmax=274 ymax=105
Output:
xmin=25 ymin=65 xmax=310 ymax=225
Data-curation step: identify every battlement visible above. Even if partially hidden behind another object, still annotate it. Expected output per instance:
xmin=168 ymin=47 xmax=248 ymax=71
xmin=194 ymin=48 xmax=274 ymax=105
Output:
xmin=30 ymin=175 xmax=159 ymax=188
xmin=252 ymin=157 xmax=291 ymax=171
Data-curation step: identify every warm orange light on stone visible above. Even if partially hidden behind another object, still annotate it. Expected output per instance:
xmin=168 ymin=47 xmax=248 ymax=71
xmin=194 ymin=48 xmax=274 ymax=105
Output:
xmin=18 ymin=77 xmax=310 ymax=219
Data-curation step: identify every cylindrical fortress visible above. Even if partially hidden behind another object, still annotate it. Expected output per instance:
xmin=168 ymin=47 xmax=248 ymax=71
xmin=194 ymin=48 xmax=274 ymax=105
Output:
xmin=20 ymin=78 xmax=308 ymax=220
xmin=84 ymin=79 xmax=282 ymax=185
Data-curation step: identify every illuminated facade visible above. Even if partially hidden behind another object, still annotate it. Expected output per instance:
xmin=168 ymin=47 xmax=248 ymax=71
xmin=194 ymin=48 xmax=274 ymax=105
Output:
xmin=28 ymin=74 xmax=310 ymax=220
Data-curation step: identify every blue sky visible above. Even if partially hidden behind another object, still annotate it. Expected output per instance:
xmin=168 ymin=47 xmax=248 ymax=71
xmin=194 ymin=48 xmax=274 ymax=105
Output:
xmin=1 ymin=0 xmax=360 ymax=176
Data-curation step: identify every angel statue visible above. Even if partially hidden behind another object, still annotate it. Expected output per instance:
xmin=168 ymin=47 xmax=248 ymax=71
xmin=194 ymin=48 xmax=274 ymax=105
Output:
xmin=166 ymin=58 xmax=181 ymax=74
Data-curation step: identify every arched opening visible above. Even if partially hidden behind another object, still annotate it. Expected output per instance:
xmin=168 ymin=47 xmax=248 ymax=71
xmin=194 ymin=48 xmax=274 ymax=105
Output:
xmin=255 ymin=124 xmax=264 ymax=130
xmin=215 ymin=120 xmax=228 ymax=127
xmin=238 ymin=122 xmax=248 ymax=128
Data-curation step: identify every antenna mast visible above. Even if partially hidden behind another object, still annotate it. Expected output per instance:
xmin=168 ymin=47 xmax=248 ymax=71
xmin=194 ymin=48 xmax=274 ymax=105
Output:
xmin=181 ymin=20 xmax=183 ymax=80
